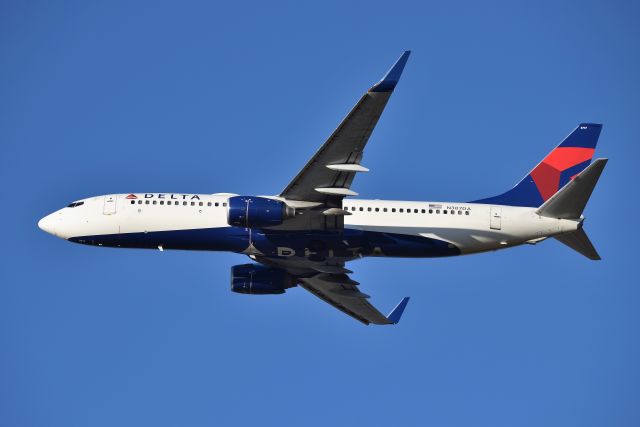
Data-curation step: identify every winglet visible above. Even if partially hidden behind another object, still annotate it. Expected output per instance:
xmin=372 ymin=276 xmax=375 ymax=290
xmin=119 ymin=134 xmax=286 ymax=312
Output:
xmin=369 ymin=51 xmax=411 ymax=93
xmin=386 ymin=297 xmax=410 ymax=324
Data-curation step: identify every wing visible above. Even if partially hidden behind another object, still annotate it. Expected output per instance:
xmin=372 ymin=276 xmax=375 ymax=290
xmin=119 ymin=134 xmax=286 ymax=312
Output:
xmin=254 ymin=255 xmax=410 ymax=325
xmin=280 ymin=51 xmax=411 ymax=208
xmin=298 ymin=273 xmax=410 ymax=325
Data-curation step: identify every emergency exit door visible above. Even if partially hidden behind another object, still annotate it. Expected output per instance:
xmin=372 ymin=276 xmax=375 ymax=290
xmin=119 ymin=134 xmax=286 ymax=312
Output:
xmin=103 ymin=195 xmax=117 ymax=215
xmin=490 ymin=206 xmax=502 ymax=230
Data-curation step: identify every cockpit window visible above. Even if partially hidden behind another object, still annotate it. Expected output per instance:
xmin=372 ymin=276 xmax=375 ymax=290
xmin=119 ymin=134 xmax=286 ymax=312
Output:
xmin=67 ymin=201 xmax=84 ymax=208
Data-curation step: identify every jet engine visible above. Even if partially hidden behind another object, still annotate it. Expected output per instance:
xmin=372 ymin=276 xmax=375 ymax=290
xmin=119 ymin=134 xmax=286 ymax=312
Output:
xmin=227 ymin=196 xmax=295 ymax=228
xmin=230 ymin=263 xmax=295 ymax=295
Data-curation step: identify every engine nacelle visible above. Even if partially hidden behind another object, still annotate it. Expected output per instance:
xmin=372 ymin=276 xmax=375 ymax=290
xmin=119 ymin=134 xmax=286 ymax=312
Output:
xmin=230 ymin=264 xmax=294 ymax=295
xmin=227 ymin=196 xmax=294 ymax=228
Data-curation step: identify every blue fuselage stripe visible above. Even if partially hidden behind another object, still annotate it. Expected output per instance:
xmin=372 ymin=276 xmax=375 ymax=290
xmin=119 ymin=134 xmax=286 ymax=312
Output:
xmin=68 ymin=227 xmax=460 ymax=258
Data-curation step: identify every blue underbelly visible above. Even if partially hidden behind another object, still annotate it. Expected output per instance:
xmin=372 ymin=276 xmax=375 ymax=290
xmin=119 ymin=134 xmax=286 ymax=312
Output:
xmin=69 ymin=227 xmax=250 ymax=252
xmin=69 ymin=227 xmax=460 ymax=258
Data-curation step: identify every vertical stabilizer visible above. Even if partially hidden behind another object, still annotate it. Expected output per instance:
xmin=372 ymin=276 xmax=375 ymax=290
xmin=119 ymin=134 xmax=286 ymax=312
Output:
xmin=474 ymin=123 xmax=602 ymax=207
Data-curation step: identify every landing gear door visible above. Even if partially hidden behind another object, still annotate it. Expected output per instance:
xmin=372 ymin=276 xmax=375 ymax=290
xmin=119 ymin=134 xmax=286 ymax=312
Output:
xmin=490 ymin=206 xmax=502 ymax=230
xmin=103 ymin=195 xmax=117 ymax=215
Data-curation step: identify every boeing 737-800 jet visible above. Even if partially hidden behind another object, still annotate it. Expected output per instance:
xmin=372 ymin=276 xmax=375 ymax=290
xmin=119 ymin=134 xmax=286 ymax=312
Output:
xmin=38 ymin=51 xmax=607 ymax=325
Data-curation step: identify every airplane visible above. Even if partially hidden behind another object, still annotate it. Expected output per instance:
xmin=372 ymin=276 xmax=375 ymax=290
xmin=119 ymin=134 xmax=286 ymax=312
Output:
xmin=38 ymin=51 xmax=608 ymax=326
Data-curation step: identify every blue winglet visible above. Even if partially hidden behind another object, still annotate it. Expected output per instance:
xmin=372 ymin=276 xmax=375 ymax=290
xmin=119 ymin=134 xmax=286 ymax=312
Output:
xmin=386 ymin=297 xmax=410 ymax=324
xmin=369 ymin=50 xmax=411 ymax=93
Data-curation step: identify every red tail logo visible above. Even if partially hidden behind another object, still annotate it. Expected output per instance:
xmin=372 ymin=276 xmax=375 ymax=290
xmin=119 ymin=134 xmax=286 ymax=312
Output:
xmin=126 ymin=194 xmax=137 ymax=199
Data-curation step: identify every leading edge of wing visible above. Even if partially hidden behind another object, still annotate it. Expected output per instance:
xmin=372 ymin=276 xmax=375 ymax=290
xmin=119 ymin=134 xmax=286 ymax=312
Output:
xmin=369 ymin=50 xmax=411 ymax=92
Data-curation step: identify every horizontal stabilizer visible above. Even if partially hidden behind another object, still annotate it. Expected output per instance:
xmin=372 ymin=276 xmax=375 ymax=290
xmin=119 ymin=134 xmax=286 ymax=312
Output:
xmin=536 ymin=158 xmax=608 ymax=219
xmin=554 ymin=228 xmax=601 ymax=260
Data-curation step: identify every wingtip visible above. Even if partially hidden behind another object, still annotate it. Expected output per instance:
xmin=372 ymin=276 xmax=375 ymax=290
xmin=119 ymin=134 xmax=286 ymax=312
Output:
xmin=369 ymin=51 xmax=411 ymax=93
xmin=386 ymin=297 xmax=410 ymax=324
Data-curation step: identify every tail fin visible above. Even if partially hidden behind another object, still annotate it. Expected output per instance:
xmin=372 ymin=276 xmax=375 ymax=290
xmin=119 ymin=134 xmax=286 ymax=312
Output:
xmin=554 ymin=228 xmax=601 ymax=260
xmin=536 ymin=158 xmax=607 ymax=219
xmin=474 ymin=123 xmax=602 ymax=207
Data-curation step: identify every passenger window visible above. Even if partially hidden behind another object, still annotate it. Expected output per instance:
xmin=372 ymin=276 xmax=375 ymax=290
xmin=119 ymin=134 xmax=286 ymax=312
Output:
xmin=375 ymin=208 xmax=379 ymax=212
xmin=191 ymin=202 xmax=195 ymax=206
xmin=414 ymin=209 xmax=418 ymax=213
xmin=199 ymin=202 xmax=203 ymax=206
xmin=429 ymin=209 xmax=433 ymax=214
xmin=130 ymin=200 xmax=135 ymax=205
xmin=436 ymin=210 xmax=440 ymax=214
xmin=392 ymin=208 xmax=396 ymax=212
xmin=443 ymin=210 xmax=447 ymax=214
xmin=465 ymin=211 xmax=470 ymax=215
xmin=383 ymin=208 xmax=387 ymax=212
xmin=359 ymin=207 xmax=364 ymax=211
xmin=215 ymin=202 xmax=219 ymax=207
xmin=351 ymin=207 xmax=356 ymax=211
xmin=138 ymin=200 xmax=142 ymax=204
xmin=145 ymin=200 xmax=149 ymax=205
xmin=153 ymin=200 xmax=157 ymax=205
xmin=458 ymin=211 xmax=462 ymax=215
xmin=399 ymin=208 xmax=404 ymax=213
xmin=160 ymin=201 xmax=164 ymax=205
xmin=223 ymin=203 xmax=227 ymax=207
xmin=207 ymin=202 xmax=212 ymax=206
xmin=421 ymin=209 xmax=426 ymax=213
xmin=367 ymin=207 xmax=372 ymax=212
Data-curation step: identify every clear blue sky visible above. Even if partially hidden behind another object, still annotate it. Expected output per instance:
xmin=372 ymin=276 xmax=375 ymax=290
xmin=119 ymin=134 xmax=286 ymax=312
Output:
xmin=2 ymin=1 xmax=639 ymax=426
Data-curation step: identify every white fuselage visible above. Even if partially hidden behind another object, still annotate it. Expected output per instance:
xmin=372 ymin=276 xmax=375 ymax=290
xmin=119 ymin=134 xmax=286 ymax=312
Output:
xmin=38 ymin=193 xmax=581 ymax=259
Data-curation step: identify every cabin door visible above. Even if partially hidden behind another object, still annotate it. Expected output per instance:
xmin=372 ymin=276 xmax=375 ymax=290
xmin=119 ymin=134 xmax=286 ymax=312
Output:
xmin=490 ymin=206 xmax=502 ymax=230
xmin=103 ymin=195 xmax=117 ymax=215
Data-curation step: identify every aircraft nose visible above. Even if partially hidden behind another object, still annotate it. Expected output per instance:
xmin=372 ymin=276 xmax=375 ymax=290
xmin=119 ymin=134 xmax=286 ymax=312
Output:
xmin=38 ymin=214 xmax=57 ymax=236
